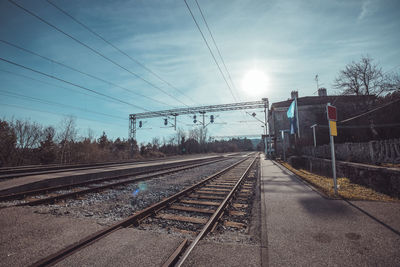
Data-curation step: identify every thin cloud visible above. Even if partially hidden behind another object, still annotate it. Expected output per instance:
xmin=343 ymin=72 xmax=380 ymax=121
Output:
xmin=358 ymin=0 xmax=376 ymax=21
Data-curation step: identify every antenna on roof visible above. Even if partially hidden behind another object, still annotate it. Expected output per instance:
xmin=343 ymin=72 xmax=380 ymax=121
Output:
xmin=313 ymin=74 xmax=324 ymax=94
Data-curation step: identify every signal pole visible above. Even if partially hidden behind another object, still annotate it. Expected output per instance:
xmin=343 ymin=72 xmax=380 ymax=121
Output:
xmin=262 ymin=98 xmax=269 ymax=158
xmin=199 ymin=111 xmax=206 ymax=129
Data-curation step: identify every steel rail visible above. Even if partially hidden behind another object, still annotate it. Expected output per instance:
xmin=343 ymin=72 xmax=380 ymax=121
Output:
xmin=0 ymin=157 xmax=226 ymax=202
xmin=175 ymin=155 xmax=258 ymax=266
xmin=29 ymin=156 xmax=250 ymax=267
xmin=0 ymin=156 xmax=223 ymax=180
xmin=0 ymin=156 xmax=207 ymax=173
xmin=14 ymin=158 xmax=228 ymax=206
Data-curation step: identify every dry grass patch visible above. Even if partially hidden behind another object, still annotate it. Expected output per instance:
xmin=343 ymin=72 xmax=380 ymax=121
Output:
xmin=279 ymin=161 xmax=399 ymax=202
xmin=381 ymin=163 xmax=400 ymax=168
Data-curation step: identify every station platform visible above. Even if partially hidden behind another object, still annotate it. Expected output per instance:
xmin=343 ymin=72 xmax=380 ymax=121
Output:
xmin=260 ymin=158 xmax=400 ymax=266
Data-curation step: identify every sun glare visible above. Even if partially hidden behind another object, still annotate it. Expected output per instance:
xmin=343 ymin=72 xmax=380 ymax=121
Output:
xmin=241 ymin=69 xmax=269 ymax=97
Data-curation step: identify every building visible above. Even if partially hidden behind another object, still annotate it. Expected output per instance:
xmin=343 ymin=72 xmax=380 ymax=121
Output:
xmin=269 ymin=89 xmax=376 ymax=157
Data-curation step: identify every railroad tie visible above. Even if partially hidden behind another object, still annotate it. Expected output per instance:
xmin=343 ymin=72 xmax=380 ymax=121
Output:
xmin=156 ymin=213 xmax=207 ymax=224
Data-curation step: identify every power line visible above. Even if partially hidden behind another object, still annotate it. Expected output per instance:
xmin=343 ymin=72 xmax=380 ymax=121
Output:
xmin=0 ymin=57 xmax=149 ymax=111
xmin=0 ymin=39 xmax=173 ymax=108
xmin=193 ymin=0 xmax=250 ymax=124
xmin=339 ymin=98 xmax=400 ymax=124
xmin=0 ymin=89 xmax=127 ymax=121
xmin=7 ymin=0 xmax=190 ymax=108
xmin=183 ymin=0 xmax=237 ymax=102
xmin=318 ymin=123 xmax=400 ymax=129
xmin=194 ymin=0 xmax=238 ymax=96
xmin=0 ymin=68 xmax=121 ymax=105
xmin=0 ymin=102 xmax=127 ymax=128
xmin=0 ymin=59 xmax=190 ymax=126
xmin=45 ymin=0 xmax=198 ymax=106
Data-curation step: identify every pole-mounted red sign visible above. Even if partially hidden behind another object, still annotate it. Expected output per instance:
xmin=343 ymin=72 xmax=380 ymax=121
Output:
xmin=327 ymin=105 xmax=337 ymax=121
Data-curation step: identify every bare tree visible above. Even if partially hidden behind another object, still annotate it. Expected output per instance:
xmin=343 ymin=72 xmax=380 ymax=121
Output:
xmin=12 ymin=119 xmax=43 ymax=150
xmin=0 ymin=120 xmax=16 ymax=166
xmin=11 ymin=119 xmax=43 ymax=164
xmin=176 ymin=128 xmax=186 ymax=146
xmin=151 ymin=137 xmax=161 ymax=150
xmin=334 ymin=56 xmax=396 ymax=96
xmin=38 ymin=126 xmax=57 ymax=164
xmin=57 ymin=116 xmax=77 ymax=164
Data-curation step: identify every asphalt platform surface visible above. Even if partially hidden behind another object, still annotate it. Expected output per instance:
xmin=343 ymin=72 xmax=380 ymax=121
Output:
xmin=261 ymin=158 xmax=400 ymax=267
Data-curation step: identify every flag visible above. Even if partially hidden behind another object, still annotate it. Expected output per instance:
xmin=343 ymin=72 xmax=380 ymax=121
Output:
xmin=287 ymin=99 xmax=297 ymax=135
xmin=287 ymin=100 xmax=295 ymax=118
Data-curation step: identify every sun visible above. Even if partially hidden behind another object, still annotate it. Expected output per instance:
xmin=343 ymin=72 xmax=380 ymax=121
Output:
xmin=241 ymin=69 xmax=269 ymax=97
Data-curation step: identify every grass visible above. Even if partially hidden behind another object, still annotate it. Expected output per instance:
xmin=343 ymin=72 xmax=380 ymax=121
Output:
xmin=381 ymin=163 xmax=400 ymax=168
xmin=279 ymin=161 xmax=399 ymax=202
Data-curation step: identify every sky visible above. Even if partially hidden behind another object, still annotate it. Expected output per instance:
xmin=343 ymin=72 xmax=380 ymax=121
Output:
xmin=0 ymin=0 xmax=399 ymax=144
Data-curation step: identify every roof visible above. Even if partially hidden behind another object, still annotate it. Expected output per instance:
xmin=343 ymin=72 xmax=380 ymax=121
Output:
xmin=270 ymin=95 xmax=376 ymax=109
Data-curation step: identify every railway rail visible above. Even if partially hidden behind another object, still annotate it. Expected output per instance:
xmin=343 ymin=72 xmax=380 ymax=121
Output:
xmin=0 ymin=155 xmax=225 ymax=180
xmin=0 ymin=157 xmax=228 ymax=207
xmin=29 ymin=154 xmax=259 ymax=267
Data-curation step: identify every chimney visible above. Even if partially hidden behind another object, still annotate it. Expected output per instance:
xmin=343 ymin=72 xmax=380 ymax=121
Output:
xmin=291 ymin=91 xmax=298 ymax=99
xmin=318 ymin=88 xmax=327 ymax=97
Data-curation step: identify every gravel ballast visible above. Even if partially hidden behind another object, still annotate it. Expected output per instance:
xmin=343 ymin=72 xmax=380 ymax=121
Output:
xmin=31 ymin=158 xmax=242 ymax=225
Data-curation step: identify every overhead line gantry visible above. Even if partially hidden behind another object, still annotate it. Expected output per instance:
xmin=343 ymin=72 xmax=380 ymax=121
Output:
xmin=129 ymin=99 xmax=269 ymax=146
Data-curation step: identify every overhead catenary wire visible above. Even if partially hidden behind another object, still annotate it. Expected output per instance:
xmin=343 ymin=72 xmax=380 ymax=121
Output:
xmin=0 ymin=89 xmax=127 ymax=121
xmin=183 ymin=0 xmax=237 ymax=102
xmin=45 ymin=0 xmax=198 ymax=106
xmin=7 ymin=0 xmax=190 ymax=108
xmin=0 ymin=58 xmax=189 ymax=126
xmin=194 ymin=0 xmax=238 ymax=96
xmin=0 ymin=39 xmax=173 ymax=108
xmin=0 ymin=57 xmax=149 ymax=112
xmin=193 ymin=0 xmax=250 ymax=125
xmin=0 ymin=102 xmax=127 ymax=128
xmin=0 ymin=68 xmax=122 ymax=105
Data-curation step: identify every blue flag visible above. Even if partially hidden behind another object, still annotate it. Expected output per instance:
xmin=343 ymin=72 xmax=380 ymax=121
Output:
xmin=287 ymin=100 xmax=295 ymax=118
xmin=287 ymin=100 xmax=297 ymax=134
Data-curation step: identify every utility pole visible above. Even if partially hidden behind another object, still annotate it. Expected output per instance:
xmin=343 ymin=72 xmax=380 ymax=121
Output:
xmin=173 ymin=114 xmax=178 ymax=131
xmin=262 ymin=98 xmax=269 ymax=158
xmin=199 ymin=111 xmax=206 ymax=129
xmin=280 ymin=130 xmax=286 ymax=161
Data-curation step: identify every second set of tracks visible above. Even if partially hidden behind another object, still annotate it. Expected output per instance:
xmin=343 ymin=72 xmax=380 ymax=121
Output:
xmin=28 ymin=154 xmax=259 ymax=266
xmin=0 ymin=157 xmax=227 ymax=207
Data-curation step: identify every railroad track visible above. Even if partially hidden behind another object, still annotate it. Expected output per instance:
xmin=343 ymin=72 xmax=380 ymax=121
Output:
xmin=0 ymin=157 xmax=228 ymax=207
xmin=29 ymin=154 xmax=259 ymax=267
xmin=0 ymin=155 xmax=223 ymax=180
